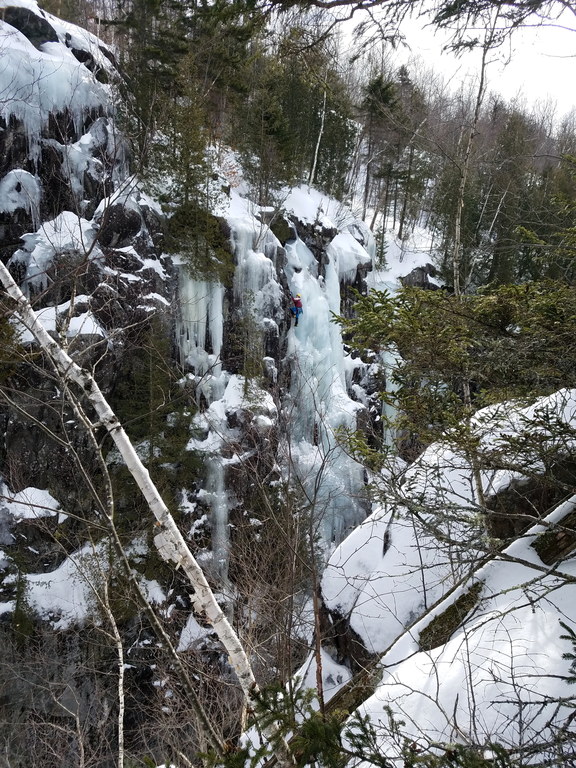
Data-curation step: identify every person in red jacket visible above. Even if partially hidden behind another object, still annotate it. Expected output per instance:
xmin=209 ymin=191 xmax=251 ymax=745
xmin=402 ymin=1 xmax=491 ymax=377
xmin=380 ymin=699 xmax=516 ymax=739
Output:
xmin=290 ymin=294 xmax=303 ymax=326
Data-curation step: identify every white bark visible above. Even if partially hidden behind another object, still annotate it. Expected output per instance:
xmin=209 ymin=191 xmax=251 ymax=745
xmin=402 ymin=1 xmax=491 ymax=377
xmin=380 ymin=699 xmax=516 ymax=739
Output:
xmin=101 ymin=578 xmax=126 ymax=768
xmin=451 ymin=15 xmax=497 ymax=296
xmin=308 ymin=81 xmax=327 ymax=188
xmin=1 ymin=259 xmax=296 ymax=764
xmin=34 ymin=374 xmax=227 ymax=755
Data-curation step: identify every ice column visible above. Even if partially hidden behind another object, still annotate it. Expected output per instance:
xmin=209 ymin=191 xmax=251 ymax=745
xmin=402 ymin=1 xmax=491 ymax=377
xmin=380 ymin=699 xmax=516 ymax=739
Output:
xmin=284 ymin=237 xmax=368 ymax=546
xmin=176 ymin=269 xmax=226 ymax=403
xmin=366 ymin=270 xmax=402 ymax=448
xmin=177 ymin=265 xmax=231 ymax=594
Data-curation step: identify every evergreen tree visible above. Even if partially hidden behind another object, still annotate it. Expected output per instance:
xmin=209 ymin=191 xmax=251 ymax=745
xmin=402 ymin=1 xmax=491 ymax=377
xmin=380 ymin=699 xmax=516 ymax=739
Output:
xmin=339 ymin=281 xmax=576 ymax=453
xmin=517 ymin=154 xmax=576 ymax=283
xmin=232 ymin=28 xmax=355 ymax=203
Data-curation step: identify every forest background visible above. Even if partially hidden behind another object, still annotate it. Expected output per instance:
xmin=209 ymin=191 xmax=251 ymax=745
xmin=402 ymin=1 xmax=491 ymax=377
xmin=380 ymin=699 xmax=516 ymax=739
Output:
xmin=44 ymin=0 xmax=576 ymax=293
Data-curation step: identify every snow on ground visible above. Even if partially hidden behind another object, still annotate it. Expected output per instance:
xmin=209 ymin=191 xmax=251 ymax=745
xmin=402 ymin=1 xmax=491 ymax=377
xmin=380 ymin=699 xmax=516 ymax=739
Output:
xmin=0 ymin=483 xmax=64 ymax=522
xmin=369 ymin=223 xmax=442 ymax=292
xmin=327 ymin=232 xmax=373 ymax=282
xmin=0 ymin=538 xmax=101 ymax=630
xmin=14 ymin=298 xmax=107 ymax=343
xmin=177 ymin=613 xmax=213 ymax=652
xmin=322 ymin=390 xmax=576 ymax=653
xmin=282 ymin=184 xmax=357 ymax=230
xmin=312 ymin=389 xmax=576 ymax=763
xmin=321 ymin=443 xmax=482 ymax=656
xmin=8 ymin=211 xmax=103 ymax=294
xmin=0 ymin=511 xmax=163 ymax=630
xmin=353 ymin=524 xmax=576 ymax=763
xmin=297 ymin=647 xmax=353 ymax=702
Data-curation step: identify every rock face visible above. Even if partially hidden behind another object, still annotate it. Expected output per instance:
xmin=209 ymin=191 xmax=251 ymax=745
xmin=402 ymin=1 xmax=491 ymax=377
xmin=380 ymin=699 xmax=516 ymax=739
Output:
xmin=2 ymin=5 xmax=59 ymax=48
xmin=0 ymin=3 xmax=174 ymax=494
xmin=0 ymin=9 xmax=183 ymax=761
xmin=290 ymin=215 xmax=338 ymax=280
xmin=399 ymin=262 xmax=438 ymax=289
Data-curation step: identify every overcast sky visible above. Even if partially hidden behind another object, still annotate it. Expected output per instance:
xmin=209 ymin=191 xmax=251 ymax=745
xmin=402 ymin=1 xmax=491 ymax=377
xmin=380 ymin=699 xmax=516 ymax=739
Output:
xmin=396 ymin=10 xmax=576 ymax=121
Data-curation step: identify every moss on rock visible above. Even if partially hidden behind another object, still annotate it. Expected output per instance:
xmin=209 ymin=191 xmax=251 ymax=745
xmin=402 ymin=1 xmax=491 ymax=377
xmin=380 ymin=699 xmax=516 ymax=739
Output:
xmin=418 ymin=581 xmax=483 ymax=652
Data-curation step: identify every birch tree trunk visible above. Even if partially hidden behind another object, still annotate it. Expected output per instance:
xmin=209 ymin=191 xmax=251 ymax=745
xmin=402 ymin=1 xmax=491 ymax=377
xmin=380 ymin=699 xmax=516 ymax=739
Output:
xmin=102 ymin=577 xmax=126 ymax=768
xmin=0 ymin=260 xmax=295 ymax=766
xmin=451 ymin=15 xmax=496 ymax=296
xmin=308 ymin=79 xmax=327 ymax=188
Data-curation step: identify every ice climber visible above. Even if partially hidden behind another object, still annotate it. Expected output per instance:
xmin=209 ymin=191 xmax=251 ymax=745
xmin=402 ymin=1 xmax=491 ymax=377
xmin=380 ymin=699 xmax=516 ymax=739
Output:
xmin=290 ymin=294 xmax=303 ymax=326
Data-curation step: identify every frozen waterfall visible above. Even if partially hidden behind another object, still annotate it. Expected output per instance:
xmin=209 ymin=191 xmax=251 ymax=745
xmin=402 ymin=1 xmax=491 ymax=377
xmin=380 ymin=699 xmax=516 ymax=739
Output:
xmin=284 ymin=237 xmax=368 ymax=544
xmin=175 ymin=197 xmax=372 ymax=589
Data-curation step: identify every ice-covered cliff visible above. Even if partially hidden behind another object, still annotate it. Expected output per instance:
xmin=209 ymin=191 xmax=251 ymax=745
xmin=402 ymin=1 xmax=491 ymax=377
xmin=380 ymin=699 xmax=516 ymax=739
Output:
xmin=0 ymin=4 xmax=414 ymax=756
xmin=6 ymin=3 xmax=573 ymax=766
xmin=175 ymin=183 xmax=378 ymax=591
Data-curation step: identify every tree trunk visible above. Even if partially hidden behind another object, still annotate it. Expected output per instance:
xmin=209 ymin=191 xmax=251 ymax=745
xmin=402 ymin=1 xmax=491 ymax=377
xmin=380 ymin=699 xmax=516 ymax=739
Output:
xmin=309 ymin=80 xmax=327 ymax=187
xmin=398 ymin=144 xmax=415 ymax=241
xmin=451 ymin=17 xmax=495 ymax=296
